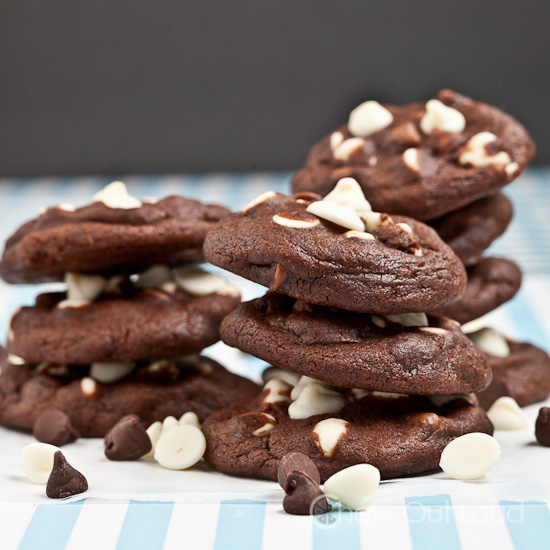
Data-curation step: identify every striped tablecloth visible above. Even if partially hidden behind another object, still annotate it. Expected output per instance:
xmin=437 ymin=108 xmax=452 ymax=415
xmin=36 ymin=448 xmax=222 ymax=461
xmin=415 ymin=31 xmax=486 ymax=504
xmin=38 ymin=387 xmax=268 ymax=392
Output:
xmin=1 ymin=170 xmax=549 ymax=550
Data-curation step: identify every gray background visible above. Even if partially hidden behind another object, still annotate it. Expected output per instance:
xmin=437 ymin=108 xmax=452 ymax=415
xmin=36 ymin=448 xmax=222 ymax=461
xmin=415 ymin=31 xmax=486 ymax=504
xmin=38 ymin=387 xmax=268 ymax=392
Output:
xmin=1 ymin=1 xmax=549 ymax=176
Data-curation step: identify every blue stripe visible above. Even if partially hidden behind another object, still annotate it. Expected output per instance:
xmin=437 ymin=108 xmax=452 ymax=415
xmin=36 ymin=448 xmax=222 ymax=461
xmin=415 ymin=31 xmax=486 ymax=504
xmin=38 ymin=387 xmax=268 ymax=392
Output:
xmin=213 ymin=499 xmax=266 ymax=550
xmin=312 ymin=504 xmax=361 ymax=550
xmin=500 ymin=500 xmax=550 ymax=550
xmin=18 ymin=499 xmax=85 ymax=550
xmin=116 ymin=500 xmax=174 ymax=550
xmin=503 ymin=292 xmax=550 ymax=352
xmin=405 ymin=494 xmax=461 ymax=550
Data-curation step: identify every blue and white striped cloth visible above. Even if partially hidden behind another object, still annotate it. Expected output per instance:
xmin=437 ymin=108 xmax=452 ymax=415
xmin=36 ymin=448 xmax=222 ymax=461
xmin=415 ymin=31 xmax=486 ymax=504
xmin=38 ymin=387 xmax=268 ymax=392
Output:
xmin=1 ymin=171 xmax=550 ymax=550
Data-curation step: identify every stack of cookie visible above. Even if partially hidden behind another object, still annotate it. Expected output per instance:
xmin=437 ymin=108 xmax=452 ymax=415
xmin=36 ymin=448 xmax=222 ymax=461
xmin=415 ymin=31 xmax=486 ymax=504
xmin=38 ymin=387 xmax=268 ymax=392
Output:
xmin=0 ymin=182 xmax=258 ymax=437
xmin=201 ymin=179 xmax=493 ymax=481
xmin=291 ymin=89 xmax=550 ymax=410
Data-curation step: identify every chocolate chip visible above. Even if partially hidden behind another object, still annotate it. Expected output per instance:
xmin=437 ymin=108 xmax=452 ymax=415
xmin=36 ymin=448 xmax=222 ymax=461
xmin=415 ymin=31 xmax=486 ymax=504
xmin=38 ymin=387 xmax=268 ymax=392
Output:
xmin=283 ymin=471 xmax=331 ymax=515
xmin=32 ymin=410 xmax=80 ymax=447
xmin=278 ymin=452 xmax=321 ymax=490
xmin=104 ymin=415 xmax=152 ymax=460
xmin=293 ymin=191 xmax=322 ymax=203
xmin=535 ymin=407 xmax=550 ymax=447
xmin=46 ymin=451 xmax=88 ymax=499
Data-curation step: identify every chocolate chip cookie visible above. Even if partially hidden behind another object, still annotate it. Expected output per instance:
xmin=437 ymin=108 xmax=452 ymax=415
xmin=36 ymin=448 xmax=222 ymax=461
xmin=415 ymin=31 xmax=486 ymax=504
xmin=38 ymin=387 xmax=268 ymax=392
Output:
xmin=430 ymin=257 xmax=522 ymax=324
xmin=474 ymin=337 xmax=550 ymax=409
xmin=202 ymin=385 xmax=493 ymax=481
xmin=0 ymin=348 xmax=259 ymax=437
xmin=8 ymin=276 xmax=240 ymax=365
xmin=429 ymin=193 xmax=513 ymax=262
xmin=291 ymin=90 xmax=535 ymax=221
xmin=220 ymin=293 xmax=491 ymax=395
xmin=0 ymin=182 xmax=230 ymax=284
xmin=204 ymin=190 xmax=466 ymax=314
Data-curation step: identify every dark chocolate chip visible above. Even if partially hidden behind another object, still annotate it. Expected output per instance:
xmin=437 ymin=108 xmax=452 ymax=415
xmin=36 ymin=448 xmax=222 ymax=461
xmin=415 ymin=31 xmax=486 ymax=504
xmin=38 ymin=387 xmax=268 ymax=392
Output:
xmin=32 ymin=410 xmax=80 ymax=447
xmin=278 ymin=452 xmax=321 ymax=491
xmin=46 ymin=451 xmax=88 ymax=499
xmin=282 ymin=471 xmax=331 ymax=515
xmin=535 ymin=407 xmax=550 ymax=447
xmin=104 ymin=415 xmax=152 ymax=461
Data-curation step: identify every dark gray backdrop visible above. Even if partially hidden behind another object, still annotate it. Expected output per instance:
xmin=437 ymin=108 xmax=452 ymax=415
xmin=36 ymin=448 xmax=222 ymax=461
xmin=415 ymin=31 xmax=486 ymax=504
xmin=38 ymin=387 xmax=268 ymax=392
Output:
xmin=1 ymin=1 xmax=549 ymax=176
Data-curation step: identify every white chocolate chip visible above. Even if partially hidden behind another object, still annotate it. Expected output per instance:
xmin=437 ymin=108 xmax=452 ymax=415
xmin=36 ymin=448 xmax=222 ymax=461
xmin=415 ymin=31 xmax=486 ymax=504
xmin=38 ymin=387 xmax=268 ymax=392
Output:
xmin=350 ymin=388 xmax=370 ymax=400
xmin=80 ymin=377 xmax=97 ymax=397
xmin=251 ymin=413 xmax=277 ymax=437
xmin=467 ymin=327 xmax=510 ymax=358
xmin=263 ymin=379 xmax=292 ymax=404
xmin=306 ymin=201 xmax=364 ymax=231
xmin=369 ymin=156 xmax=378 ymax=166
xmin=242 ymin=191 xmax=277 ymax=211
xmin=370 ymin=315 xmax=387 ymax=328
xmin=323 ymin=464 xmax=380 ymax=511
xmin=313 ymin=418 xmax=348 ymax=457
xmin=429 ymin=394 xmax=476 ymax=408
xmin=174 ymin=267 xmax=229 ymax=296
xmin=179 ymin=412 xmax=201 ymax=429
xmin=505 ymin=162 xmax=520 ymax=177
xmin=459 ymin=132 xmax=511 ymax=168
xmin=272 ymin=214 xmax=320 ymax=229
xmin=323 ymin=178 xmax=372 ymax=212
xmin=7 ymin=354 xmax=25 ymax=365
xmin=348 ymin=101 xmax=393 ymax=137
xmin=370 ymin=391 xmax=408 ymax=399
xmin=214 ymin=285 xmax=241 ymax=298
xmin=288 ymin=382 xmax=346 ymax=420
xmin=154 ymin=424 xmax=206 ymax=470
xmin=330 ymin=131 xmax=344 ymax=149
xmin=403 ymin=148 xmax=420 ymax=172
xmin=21 ymin=443 xmax=75 ymax=484
xmin=261 ymin=368 xmax=300 ymax=387
xmin=161 ymin=416 xmax=179 ymax=437
xmin=439 ymin=433 xmax=501 ymax=480
xmin=159 ymin=281 xmax=178 ymax=294
xmin=89 ymin=362 xmax=136 ymax=384
xmin=487 ymin=397 xmax=529 ymax=431
xmin=93 ymin=181 xmax=142 ymax=209
xmin=418 ymin=326 xmax=449 ymax=335
xmin=384 ymin=312 xmax=428 ymax=327
xmin=56 ymin=299 xmax=91 ymax=309
xmin=395 ymin=222 xmax=413 ymax=234
xmin=179 ymin=355 xmax=214 ymax=374
xmin=134 ymin=264 xmax=172 ymax=289
xmin=290 ymin=375 xmax=319 ymax=401
xmin=460 ymin=316 xmax=491 ymax=334
xmin=420 ymin=99 xmax=466 ymax=134
xmin=344 ymin=230 xmax=375 ymax=241
xmin=142 ymin=421 xmax=163 ymax=459
xmin=64 ymin=273 xmax=107 ymax=306
xmin=360 ymin=211 xmax=391 ymax=233
xmin=333 ymin=138 xmax=366 ymax=161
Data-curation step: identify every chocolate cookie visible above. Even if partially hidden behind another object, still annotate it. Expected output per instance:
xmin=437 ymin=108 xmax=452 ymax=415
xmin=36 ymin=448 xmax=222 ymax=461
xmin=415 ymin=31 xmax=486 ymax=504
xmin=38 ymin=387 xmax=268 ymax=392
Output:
xmin=8 ymin=271 xmax=240 ymax=365
xmin=291 ymin=90 xmax=535 ymax=221
xmin=472 ymin=336 xmax=550 ymax=409
xmin=202 ymin=384 xmax=493 ymax=481
xmin=0 ymin=182 xmax=230 ymax=284
xmin=0 ymin=349 xmax=259 ymax=437
xmin=204 ymin=190 xmax=466 ymax=314
xmin=430 ymin=257 xmax=522 ymax=324
xmin=429 ymin=193 xmax=513 ymax=263
xmin=221 ymin=293 xmax=491 ymax=395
